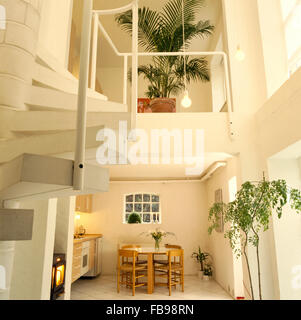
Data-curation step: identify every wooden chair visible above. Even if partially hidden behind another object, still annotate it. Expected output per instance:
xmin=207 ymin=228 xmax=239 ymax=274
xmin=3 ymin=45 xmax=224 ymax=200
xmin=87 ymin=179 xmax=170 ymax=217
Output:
xmin=153 ymin=244 xmax=182 ymax=265
xmin=121 ymin=245 xmax=147 ymax=265
xmin=154 ymin=249 xmax=184 ymax=296
xmin=120 ymin=245 xmax=147 ymax=286
xmin=117 ymin=249 xmax=147 ymax=296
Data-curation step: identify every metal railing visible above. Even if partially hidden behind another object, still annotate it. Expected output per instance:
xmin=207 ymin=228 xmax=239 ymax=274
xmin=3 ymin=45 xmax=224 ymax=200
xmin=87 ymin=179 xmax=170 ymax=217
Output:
xmin=90 ymin=1 xmax=234 ymax=135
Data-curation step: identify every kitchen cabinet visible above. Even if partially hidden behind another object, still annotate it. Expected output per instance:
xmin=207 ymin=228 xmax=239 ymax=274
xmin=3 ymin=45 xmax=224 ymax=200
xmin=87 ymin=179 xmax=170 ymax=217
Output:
xmin=72 ymin=235 xmax=102 ymax=284
xmin=72 ymin=242 xmax=82 ymax=283
xmin=75 ymin=194 xmax=93 ymax=213
xmin=89 ymin=239 xmax=96 ymax=271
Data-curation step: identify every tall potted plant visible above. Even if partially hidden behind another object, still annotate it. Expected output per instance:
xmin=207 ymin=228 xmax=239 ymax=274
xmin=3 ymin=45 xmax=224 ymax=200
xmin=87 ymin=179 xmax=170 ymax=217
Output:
xmin=115 ymin=0 xmax=214 ymax=112
xmin=191 ymin=246 xmax=210 ymax=279
xmin=208 ymin=175 xmax=301 ymax=300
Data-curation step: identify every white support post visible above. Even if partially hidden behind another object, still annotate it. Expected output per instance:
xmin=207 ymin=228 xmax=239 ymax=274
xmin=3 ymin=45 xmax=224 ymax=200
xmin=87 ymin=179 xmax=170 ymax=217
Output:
xmin=123 ymin=55 xmax=128 ymax=105
xmin=0 ymin=201 xmax=20 ymax=301
xmin=222 ymin=53 xmax=235 ymax=140
xmin=91 ymin=12 xmax=99 ymax=90
xmin=131 ymin=0 xmax=139 ymax=133
xmin=73 ymin=0 xmax=93 ymax=191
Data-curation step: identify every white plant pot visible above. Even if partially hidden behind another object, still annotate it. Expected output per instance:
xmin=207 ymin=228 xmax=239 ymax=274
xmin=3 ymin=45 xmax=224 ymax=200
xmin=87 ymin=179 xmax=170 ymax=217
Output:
xmin=198 ymin=271 xmax=204 ymax=279
xmin=203 ymin=275 xmax=210 ymax=281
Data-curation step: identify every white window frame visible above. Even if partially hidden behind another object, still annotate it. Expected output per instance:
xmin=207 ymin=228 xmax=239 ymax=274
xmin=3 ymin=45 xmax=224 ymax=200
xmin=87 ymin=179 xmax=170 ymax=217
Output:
xmin=123 ymin=193 xmax=161 ymax=224
xmin=281 ymin=0 xmax=301 ymax=75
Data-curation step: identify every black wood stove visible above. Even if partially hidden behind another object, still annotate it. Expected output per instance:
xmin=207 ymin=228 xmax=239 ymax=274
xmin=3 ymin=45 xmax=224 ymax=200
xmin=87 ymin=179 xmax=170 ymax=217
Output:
xmin=51 ymin=254 xmax=66 ymax=300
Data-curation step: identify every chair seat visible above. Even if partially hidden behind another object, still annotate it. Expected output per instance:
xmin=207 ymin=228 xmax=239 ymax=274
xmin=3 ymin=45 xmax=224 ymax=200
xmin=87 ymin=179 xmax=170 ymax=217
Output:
xmin=127 ymin=260 xmax=148 ymax=265
xmin=154 ymin=262 xmax=183 ymax=270
xmin=120 ymin=263 xmax=147 ymax=272
xmin=153 ymin=259 xmax=168 ymax=265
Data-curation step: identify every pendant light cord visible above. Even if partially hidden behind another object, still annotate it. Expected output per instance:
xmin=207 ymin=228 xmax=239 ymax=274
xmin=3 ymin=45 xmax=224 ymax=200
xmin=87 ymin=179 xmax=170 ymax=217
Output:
xmin=181 ymin=0 xmax=187 ymax=91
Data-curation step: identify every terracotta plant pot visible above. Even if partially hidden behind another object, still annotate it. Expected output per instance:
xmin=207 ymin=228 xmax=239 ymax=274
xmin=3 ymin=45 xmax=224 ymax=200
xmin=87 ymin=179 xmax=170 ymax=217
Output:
xmin=198 ymin=271 xmax=204 ymax=279
xmin=150 ymin=98 xmax=176 ymax=113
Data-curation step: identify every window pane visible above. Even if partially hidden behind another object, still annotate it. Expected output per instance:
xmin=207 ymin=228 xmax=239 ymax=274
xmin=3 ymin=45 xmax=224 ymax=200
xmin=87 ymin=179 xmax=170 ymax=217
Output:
xmin=126 ymin=195 xmax=133 ymax=202
xmin=143 ymin=214 xmax=151 ymax=223
xmin=152 ymin=203 xmax=159 ymax=212
xmin=135 ymin=194 xmax=142 ymax=202
xmin=151 ymin=195 xmax=159 ymax=202
xmin=125 ymin=214 xmax=130 ymax=222
xmin=153 ymin=214 xmax=157 ymax=222
xmin=143 ymin=203 xmax=150 ymax=212
xmin=134 ymin=203 xmax=142 ymax=212
xmin=126 ymin=204 xmax=133 ymax=213
xmin=143 ymin=194 xmax=150 ymax=202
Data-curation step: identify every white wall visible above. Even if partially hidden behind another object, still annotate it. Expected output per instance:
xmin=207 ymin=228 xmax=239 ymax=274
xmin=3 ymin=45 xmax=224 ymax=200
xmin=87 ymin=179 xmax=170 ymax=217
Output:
xmin=222 ymin=0 xmax=268 ymax=113
xmin=39 ymin=0 xmax=73 ymax=67
xmin=256 ymin=0 xmax=288 ymax=98
xmin=78 ymin=181 xmax=209 ymax=275
xmin=268 ymin=158 xmax=301 ymax=300
xmin=205 ymin=157 xmax=244 ymax=299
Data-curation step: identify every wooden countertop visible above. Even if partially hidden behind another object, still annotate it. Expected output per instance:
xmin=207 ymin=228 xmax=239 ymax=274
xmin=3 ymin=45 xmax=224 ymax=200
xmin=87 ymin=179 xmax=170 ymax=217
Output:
xmin=73 ymin=234 xmax=103 ymax=244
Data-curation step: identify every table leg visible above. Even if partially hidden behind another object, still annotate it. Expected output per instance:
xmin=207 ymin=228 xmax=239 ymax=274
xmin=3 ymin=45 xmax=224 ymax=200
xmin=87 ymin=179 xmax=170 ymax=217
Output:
xmin=147 ymin=253 xmax=153 ymax=294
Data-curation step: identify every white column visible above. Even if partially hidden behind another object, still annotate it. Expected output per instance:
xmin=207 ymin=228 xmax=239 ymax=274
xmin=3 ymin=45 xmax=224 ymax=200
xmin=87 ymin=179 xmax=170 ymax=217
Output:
xmin=0 ymin=200 xmax=20 ymax=300
xmin=73 ymin=0 xmax=93 ymax=191
xmin=9 ymin=199 xmax=58 ymax=300
xmin=54 ymin=197 xmax=75 ymax=300
xmin=90 ymin=12 xmax=99 ymax=90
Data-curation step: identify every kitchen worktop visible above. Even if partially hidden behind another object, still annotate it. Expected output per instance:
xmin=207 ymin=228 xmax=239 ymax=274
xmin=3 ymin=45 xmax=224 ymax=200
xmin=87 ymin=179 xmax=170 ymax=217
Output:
xmin=73 ymin=234 xmax=103 ymax=244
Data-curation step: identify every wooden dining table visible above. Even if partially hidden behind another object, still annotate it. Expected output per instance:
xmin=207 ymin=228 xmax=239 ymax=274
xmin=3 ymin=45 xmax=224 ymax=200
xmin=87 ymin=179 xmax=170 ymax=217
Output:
xmin=123 ymin=246 xmax=173 ymax=294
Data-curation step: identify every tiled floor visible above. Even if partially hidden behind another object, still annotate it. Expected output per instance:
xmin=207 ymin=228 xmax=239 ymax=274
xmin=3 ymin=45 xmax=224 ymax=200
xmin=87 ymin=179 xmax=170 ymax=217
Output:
xmin=71 ymin=275 xmax=233 ymax=300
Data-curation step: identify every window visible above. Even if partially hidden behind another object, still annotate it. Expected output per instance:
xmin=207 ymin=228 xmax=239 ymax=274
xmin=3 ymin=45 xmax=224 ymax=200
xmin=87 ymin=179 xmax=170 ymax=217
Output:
xmin=281 ymin=0 xmax=301 ymax=75
xmin=124 ymin=193 xmax=161 ymax=224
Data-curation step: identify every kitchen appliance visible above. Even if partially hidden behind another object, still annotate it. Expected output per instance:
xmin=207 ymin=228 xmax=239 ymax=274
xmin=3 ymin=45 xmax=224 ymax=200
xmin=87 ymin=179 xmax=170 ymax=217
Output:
xmin=81 ymin=241 xmax=90 ymax=276
xmin=85 ymin=237 xmax=103 ymax=277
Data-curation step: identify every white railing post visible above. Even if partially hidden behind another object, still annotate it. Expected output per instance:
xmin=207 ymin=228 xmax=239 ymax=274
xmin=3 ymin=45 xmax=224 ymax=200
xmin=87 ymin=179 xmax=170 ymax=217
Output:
xmin=131 ymin=0 xmax=139 ymax=132
xmin=91 ymin=12 xmax=99 ymax=91
xmin=73 ymin=0 xmax=93 ymax=191
xmin=222 ymin=53 xmax=235 ymax=140
xmin=123 ymin=55 xmax=128 ymax=105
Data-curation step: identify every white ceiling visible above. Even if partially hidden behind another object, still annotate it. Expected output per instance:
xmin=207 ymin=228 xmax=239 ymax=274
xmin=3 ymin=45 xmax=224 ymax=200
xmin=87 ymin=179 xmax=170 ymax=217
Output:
xmin=95 ymin=0 xmax=223 ymax=68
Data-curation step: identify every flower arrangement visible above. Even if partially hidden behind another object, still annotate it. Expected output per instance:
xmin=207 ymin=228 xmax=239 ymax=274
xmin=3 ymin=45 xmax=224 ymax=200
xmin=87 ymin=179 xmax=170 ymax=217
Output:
xmin=140 ymin=228 xmax=175 ymax=250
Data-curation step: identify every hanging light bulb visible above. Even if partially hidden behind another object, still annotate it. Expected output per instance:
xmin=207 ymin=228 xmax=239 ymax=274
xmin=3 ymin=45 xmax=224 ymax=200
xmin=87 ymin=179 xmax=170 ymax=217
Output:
xmin=181 ymin=90 xmax=192 ymax=108
xmin=235 ymin=45 xmax=245 ymax=61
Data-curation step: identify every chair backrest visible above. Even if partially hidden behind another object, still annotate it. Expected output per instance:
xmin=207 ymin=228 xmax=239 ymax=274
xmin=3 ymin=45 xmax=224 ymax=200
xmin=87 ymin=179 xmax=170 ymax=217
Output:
xmin=118 ymin=249 xmax=139 ymax=268
xmin=165 ymin=244 xmax=182 ymax=249
xmin=168 ymin=249 xmax=184 ymax=266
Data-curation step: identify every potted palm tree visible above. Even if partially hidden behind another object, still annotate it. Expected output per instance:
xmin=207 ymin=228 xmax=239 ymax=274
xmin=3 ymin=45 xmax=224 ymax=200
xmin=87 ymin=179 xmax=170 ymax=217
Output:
xmin=115 ymin=0 xmax=214 ymax=112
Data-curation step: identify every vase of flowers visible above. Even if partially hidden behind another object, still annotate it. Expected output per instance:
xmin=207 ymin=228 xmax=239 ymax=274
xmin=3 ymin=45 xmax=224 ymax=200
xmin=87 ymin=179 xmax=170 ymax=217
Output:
xmin=141 ymin=228 xmax=175 ymax=250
